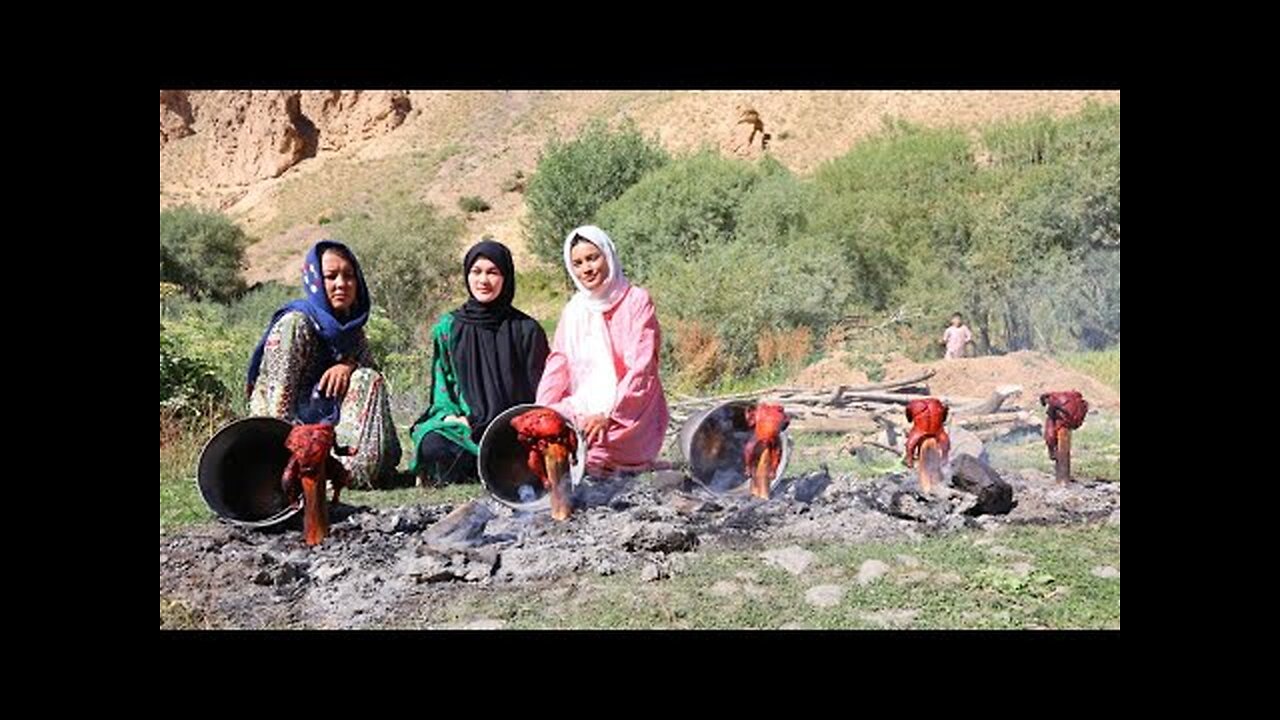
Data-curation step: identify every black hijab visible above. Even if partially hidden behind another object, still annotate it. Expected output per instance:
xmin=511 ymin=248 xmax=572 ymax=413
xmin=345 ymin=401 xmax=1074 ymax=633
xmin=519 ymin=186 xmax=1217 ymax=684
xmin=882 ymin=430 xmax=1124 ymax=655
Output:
xmin=450 ymin=240 xmax=549 ymax=435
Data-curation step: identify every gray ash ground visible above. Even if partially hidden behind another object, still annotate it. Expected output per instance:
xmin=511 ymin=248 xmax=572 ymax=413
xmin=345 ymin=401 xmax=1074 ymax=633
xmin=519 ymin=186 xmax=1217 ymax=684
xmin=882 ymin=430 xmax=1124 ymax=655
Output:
xmin=159 ymin=466 xmax=1119 ymax=629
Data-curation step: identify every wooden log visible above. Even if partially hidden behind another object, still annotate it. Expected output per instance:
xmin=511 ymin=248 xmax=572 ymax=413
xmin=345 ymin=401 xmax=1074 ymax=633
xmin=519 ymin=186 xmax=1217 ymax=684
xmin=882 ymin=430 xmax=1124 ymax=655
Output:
xmin=668 ymin=370 xmax=938 ymax=413
xmin=789 ymin=416 xmax=880 ymax=434
xmin=956 ymin=411 xmax=1036 ymax=428
xmin=952 ymin=385 xmax=1023 ymax=416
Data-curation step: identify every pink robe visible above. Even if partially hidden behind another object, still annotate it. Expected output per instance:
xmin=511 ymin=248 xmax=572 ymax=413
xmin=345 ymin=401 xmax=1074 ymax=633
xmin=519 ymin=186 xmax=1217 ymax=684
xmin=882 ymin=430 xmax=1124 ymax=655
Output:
xmin=536 ymin=285 xmax=670 ymax=473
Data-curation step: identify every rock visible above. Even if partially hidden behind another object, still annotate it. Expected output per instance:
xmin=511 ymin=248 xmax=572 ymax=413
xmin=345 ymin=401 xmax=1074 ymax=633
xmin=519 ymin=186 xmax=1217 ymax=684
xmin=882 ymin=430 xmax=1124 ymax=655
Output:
xmin=640 ymin=563 xmax=668 ymax=582
xmin=760 ymin=546 xmax=817 ymax=575
xmin=894 ymin=570 xmax=932 ymax=585
xmin=948 ymin=426 xmax=987 ymax=464
xmin=406 ymin=554 xmax=453 ymax=583
xmin=652 ymin=470 xmax=687 ymax=491
xmin=859 ymin=609 xmax=919 ymax=628
xmin=794 ymin=471 xmax=833 ymax=504
xmin=313 ymin=564 xmax=348 ymax=584
xmin=623 ymin=522 xmax=698 ymax=553
xmin=1008 ymin=561 xmax=1035 ymax=578
xmin=804 ymin=584 xmax=845 ymax=608
xmin=856 ymin=559 xmax=891 ymax=585
xmin=423 ymin=501 xmax=495 ymax=550
xmin=948 ymin=454 xmax=1014 ymax=515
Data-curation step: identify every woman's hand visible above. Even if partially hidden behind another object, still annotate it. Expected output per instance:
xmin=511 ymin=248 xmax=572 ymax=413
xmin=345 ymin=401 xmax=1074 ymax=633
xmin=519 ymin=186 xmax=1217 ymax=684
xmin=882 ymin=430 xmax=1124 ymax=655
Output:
xmin=581 ymin=413 xmax=610 ymax=447
xmin=444 ymin=415 xmax=471 ymax=428
xmin=318 ymin=361 xmax=355 ymax=399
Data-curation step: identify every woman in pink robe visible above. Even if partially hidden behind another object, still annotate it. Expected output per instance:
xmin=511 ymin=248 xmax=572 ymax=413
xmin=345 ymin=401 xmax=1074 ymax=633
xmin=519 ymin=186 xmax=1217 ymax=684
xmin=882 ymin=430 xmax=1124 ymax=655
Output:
xmin=536 ymin=225 xmax=670 ymax=475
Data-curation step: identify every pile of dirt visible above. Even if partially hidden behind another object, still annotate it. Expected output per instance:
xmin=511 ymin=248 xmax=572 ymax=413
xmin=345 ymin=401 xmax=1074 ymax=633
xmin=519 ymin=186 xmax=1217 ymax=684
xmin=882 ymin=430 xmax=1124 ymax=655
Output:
xmin=879 ymin=351 xmax=1120 ymax=410
xmin=792 ymin=351 xmax=872 ymax=389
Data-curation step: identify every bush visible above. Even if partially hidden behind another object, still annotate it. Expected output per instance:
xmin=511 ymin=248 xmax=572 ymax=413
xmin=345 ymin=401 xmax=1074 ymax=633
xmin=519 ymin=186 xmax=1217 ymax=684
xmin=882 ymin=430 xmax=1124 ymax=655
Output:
xmin=596 ymin=151 xmax=759 ymax=282
xmin=160 ymin=326 xmax=229 ymax=417
xmin=162 ymin=282 xmax=295 ymax=415
xmin=523 ymin=118 xmax=668 ymax=265
xmin=458 ymin=196 xmax=490 ymax=213
xmin=810 ymin=124 xmax=975 ymax=311
xmin=647 ymin=235 xmax=852 ymax=385
xmin=964 ymin=156 xmax=1120 ymax=352
xmin=159 ymin=206 xmax=253 ymax=303
xmin=734 ymin=165 xmax=815 ymax=247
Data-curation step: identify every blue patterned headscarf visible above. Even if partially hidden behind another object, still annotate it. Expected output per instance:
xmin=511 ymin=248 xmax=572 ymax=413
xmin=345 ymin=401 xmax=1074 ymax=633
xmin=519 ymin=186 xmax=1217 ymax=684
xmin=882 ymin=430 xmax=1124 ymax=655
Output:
xmin=245 ymin=240 xmax=371 ymax=422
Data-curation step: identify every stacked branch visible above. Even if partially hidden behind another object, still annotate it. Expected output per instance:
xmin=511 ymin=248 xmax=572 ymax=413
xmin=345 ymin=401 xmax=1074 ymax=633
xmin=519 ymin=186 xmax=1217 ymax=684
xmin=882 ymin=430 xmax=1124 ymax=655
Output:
xmin=667 ymin=372 xmax=1037 ymax=450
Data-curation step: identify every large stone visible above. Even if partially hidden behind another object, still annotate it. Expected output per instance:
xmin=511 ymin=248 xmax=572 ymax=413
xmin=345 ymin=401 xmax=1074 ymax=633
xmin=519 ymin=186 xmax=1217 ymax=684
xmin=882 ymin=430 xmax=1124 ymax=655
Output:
xmin=760 ymin=546 xmax=817 ymax=576
xmin=948 ymin=426 xmax=987 ymax=464
xmin=805 ymin=584 xmax=846 ymax=608
xmin=422 ymin=501 xmax=495 ymax=550
xmin=623 ymin=522 xmax=698 ymax=553
xmin=948 ymin=454 xmax=1015 ymax=515
xmin=856 ymin=559 xmax=891 ymax=585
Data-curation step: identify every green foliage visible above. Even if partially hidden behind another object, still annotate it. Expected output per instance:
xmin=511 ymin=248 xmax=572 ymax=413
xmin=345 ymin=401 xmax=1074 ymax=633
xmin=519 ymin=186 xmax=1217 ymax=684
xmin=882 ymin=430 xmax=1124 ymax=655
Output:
xmin=458 ymin=196 xmax=490 ymax=213
xmin=159 ymin=206 xmax=253 ymax=303
xmin=160 ymin=283 xmax=296 ymax=415
xmin=649 ymin=234 xmax=851 ymax=380
xmin=596 ymin=151 xmax=759 ymax=282
xmin=159 ymin=326 xmax=228 ymax=416
xmin=1059 ymin=346 xmax=1121 ymax=392
xmin=560 ymin=105 xmax=1119 ymax=387
xmin=524 ymin=118 xmax=668 ymax=265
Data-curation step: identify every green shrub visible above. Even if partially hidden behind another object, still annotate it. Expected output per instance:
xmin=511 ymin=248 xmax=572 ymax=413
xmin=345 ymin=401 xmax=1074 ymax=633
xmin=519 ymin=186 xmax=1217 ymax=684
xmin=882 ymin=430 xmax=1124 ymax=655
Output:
xmin=458 ymin=196 xmax=490 ymax=213
xmin=524 ymin=118 xmax=668 ymax=265
xmin=596 ymin=151 xmax=759 ymax=282
xmin=159 ymin=206 xmax=253 ymax=303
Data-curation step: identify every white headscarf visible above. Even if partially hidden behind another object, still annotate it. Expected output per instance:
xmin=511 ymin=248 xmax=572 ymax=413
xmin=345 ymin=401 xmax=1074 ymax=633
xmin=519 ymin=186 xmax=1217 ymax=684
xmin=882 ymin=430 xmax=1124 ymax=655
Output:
xmin=561 ymin=225 xmax=632 ymax=416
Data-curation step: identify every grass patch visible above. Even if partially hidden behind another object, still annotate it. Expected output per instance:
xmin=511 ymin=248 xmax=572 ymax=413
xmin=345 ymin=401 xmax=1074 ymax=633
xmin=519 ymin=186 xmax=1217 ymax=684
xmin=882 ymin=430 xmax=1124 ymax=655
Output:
xmin=785 ymin=431 xmax=904 ymax=478
xmin=1059 ymin=346 xmax=1120 ymax=392
xmin=259 ymin=144 xmax=461 ymax=239
xmin=458 ymin=195 xmax=490 ymax=213
xmin=160 ymin=413 xmax=222 ymax=533
xmin=343 ymin=482 xmax=486 ymax=510
xmin=161 ymin=596 xmax=211 ymax=629
xmin=396 ymin=524 xmax=1119 ymax=629
xmin=987 ymin=410 xmax=1120 ymax=481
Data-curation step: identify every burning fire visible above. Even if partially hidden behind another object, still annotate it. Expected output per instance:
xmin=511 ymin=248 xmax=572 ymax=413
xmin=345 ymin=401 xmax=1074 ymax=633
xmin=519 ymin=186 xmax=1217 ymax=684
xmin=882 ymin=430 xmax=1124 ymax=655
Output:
xmin=744 ymin=403 xmax=789 ymax=499
xmin=281 ymin=423 xmax=355 ymax=546
xmin=904 ymin=398 xmax=950 ymax=493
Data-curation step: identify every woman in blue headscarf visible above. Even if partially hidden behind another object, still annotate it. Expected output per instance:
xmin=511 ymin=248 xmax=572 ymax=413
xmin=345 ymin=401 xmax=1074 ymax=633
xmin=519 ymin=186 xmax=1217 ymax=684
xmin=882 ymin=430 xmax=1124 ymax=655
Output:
xmin=246 ymin=240 xmax=401 ymax=488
